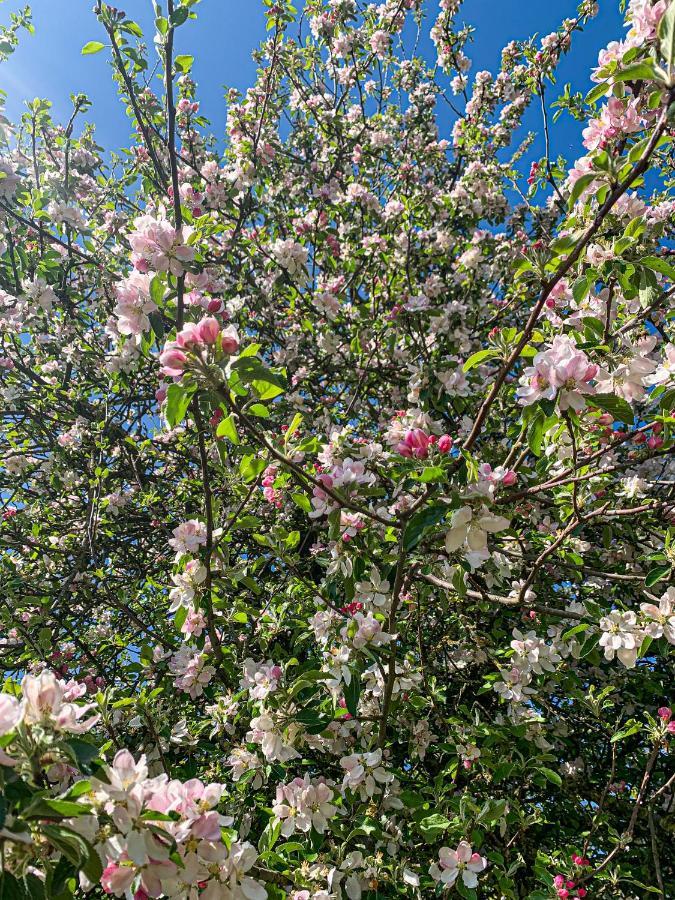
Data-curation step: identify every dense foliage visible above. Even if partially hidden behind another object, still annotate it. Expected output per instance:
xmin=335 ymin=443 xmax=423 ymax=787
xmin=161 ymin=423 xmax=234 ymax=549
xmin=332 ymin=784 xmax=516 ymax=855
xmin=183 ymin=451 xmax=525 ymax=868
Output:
xmin=1 ymin=0 xmax=674 ymax=897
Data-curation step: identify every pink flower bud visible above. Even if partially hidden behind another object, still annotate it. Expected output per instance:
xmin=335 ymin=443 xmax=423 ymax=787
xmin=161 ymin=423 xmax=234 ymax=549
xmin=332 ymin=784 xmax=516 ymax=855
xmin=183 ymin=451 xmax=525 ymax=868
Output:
xmin=155 ymin=385 xmax=167 ymax=403
xmin=667 ymin=721 xmax=675 ymax=733
xmin=597 ymin=413 xmax=614 ymax=425
xmin=657 ymin=706 xmax=672 ymax=722
xmin=396 ymin=428 xmax=431 ymax=459
xmin=207 ymin=298 xmax=223 ymax=313
xmin=647 ymin=436 xmax=663 ymax=450
xmin=437 ymin=434 xmax=453 ymax=453
xmin=553 ymin=876 xmax=565 ymax=889
xmin=577 ymin=890 xmax=587 ymax=898
xmin=176 ymin=322 xmax=202 ymax=348
xmin=220 ymin=324 xmax=240 ymax=355
xmin=502 ymin=469 xmax=517 ymax=486
xmin=197 ymin=316 xmax=221 ymax=344
xmin=159 ymin=347 xmax=188 ymax=371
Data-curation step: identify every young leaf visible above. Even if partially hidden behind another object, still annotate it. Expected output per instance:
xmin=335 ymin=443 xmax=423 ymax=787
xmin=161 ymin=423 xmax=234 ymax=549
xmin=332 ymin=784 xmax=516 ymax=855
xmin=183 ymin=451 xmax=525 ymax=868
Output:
xmin=165 ymin=383 xmax=194 ymax=428
xmin=216 ymin=412 xmax=240 ymax=444
xmin=81 ymin=41 xmax=105 ymax=55
xmin=463 ymin=349 xmax=497 ymax=372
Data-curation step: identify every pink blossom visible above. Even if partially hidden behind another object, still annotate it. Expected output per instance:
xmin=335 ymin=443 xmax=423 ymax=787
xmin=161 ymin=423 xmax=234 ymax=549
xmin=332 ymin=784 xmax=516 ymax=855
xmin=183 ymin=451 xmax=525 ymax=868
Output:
xmin=129 ymin=214 xmax=195 ymax=276
xmin=396 ymin=428 xmax=432 ymax=459
xmin=0 ymin=693 xmax=23 ymax=736
xmin=430 ymin=841 xmax=488 ymax=888
xmin=101 ymin=860 xmax=136 ymax=895
xmin=114 ymin=272 xmax=156 ymax=336
xmin=169 ymin=519 xmax=208 ymax=555
xmin=517 ymin=335 xmax=597 ymax=410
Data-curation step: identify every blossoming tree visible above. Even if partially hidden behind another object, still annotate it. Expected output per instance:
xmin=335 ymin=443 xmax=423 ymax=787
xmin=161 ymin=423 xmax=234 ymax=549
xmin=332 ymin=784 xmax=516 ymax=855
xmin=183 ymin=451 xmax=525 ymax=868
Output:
xmin=0 ymin=0 xmax=674 ymax=897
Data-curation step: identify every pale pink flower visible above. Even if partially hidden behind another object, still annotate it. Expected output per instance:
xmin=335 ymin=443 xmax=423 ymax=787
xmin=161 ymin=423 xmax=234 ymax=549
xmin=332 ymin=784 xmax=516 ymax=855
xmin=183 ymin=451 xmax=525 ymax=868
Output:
xmin=129 ymin=214 xmax=195 ymax=276
xmin=430 ymin=841 xmax=488 ymax=888
xmin=641 ymin=588 xmax=675 ymax=644
xmin=114 ymin=272 xmax=156 ymax=336
xmin=0 ymin=693 xmax=23 ymax=736
xmin=169 ymin=519 xmax=208 ymax=555
xmin=517 ymin=335 xmax=597 ymax=410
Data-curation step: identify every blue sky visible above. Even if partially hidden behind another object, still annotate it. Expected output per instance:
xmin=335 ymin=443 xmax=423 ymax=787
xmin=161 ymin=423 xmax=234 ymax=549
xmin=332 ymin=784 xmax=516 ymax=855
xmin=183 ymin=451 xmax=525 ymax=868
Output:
xmin=1 ymin=0 xmax=624 ymax=164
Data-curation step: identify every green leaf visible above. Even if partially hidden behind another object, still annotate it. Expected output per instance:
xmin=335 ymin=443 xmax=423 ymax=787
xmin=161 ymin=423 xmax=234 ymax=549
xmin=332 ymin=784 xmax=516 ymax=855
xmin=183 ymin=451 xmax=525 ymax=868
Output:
xmin=403 ymin=504 xmax=447 ymax=551
xmin=537 ymin=767 xmax=562 ymax=787
xmin=174 ymin=54 xmax=194 ymax=73
xmin=463 ymin=349 xmax=497 ymax=372
xmin=258 ymin=817 xmax=282 ymax=852
xmin=416 ymin=813 xmax=451 ymax=842
xmin=239 ymin=454 xmax=266 ymax=481
xmin=23 ymin=797 xmax=91 ymax=819
xmin=64 ymin=739 xmax=100 ymax=774
xmin=149 ymin=275 xmax=165 ymax=306
xmin=550 ymin=234 xmax=577 ymax=254
xmin=456 ymin=881 xmax=477 ymax=900
xmin=589 ymin=393 xmax=635 ymax=425
xmin=614 ymin=61 xmax=657 ymax=82
xmin=568 ymin=172 xmax=596 ymax=207
xmin=477 ymin=798 xmax=508 ymax=825
xmin=585 ymin=82 xmax=608 ymax=105
xmin=659 ymin=386 xmax=675 ymax=412
xmin=572 ymin=275 xmax=590 ymax=303
xmin=645 ymin=563 xmax=672 ymax=587
xmin=165 ymin=383 xmax=195 ymax=428
xmin=252 ymin=379 xmax=285 ymax=401
xmin=149 ymin=310 xmax=165 ymax=341
xmin=294 ymin=709 xmax=332 ymax=734
xmin=414 ymin=466 xmax=445 ymax=483
xmin=343 ymin=670 xmax=360 ymax=717
xmin=610 ymin=719 xmax=642 ymax=743
xmin=0 ymin=873 xmax=27 ymax=900
xmin=170 ymin=7 xmax=190 ymax=26
xmin=122 ymin=20 xmax=144 ymax=38
xmin=527 ymin=411 xmax=545 ymax=458
xmin=81 ymin=41 xmax=105 ymax=55
xmin=216 ymin=412 xmax=239 ymax=444
xmin=562 ymin=623 xmax=590 ymax=641
xmin=284 ymin=412 xmax=303 ymax=445
xmin=291 ymin=492 xmax=311 ymax=513
xmin=248 ymin=403 xmax=270 ymax=418
xmin=42 ymin=825 xmax=102 ymax=884
xmin=641 ymin=256 xmax=675 ymax=281
xmin=658 ymin=0 xmax=675 ymax=67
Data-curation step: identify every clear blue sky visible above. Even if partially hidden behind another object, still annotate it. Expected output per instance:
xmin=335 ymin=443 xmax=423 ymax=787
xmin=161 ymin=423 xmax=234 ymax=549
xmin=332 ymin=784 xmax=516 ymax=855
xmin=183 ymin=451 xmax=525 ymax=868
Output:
xmin=1 ymin=0 xmax=624 ymax=164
